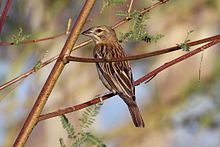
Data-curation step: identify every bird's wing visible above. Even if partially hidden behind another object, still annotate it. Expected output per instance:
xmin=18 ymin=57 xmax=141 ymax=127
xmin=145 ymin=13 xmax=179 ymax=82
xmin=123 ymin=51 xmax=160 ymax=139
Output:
xmin=94 ymin=43 xmax=135 ymax=102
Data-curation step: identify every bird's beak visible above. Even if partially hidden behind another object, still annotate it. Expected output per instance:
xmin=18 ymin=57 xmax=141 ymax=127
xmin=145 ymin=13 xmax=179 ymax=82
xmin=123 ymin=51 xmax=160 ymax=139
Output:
xmin=81 ymin=28 xmax=93 ymax=36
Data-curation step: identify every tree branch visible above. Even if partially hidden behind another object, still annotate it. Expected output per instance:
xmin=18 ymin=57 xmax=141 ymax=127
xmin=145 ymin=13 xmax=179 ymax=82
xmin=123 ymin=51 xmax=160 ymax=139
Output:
xmin=0 ymin=0 xmax=169 ymax=91
xmin=13 ymin=0 xmax=97 ymax=146
xmin=38 ymin=38 xmax=220 ymax=121
xmin=66 ymin=34 xmax=220 ymax=63
xmin=0 ymin=32 xmax=67 ymax=46
xmin=127 ymin=0 xmax=134 ymax=14
xmin=1 ymin=34 xmax=219 ymax=91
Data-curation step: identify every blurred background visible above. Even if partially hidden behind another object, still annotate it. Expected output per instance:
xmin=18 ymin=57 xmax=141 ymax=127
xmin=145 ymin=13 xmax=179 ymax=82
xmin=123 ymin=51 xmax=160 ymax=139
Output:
xmin=0 ymin=0 xmax=220 ymax=146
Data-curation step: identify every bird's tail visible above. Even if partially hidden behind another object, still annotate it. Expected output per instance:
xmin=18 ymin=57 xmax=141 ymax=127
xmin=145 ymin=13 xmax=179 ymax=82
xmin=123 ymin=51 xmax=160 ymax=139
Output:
xmin=127 ymin=103 xmax=145 ymax=127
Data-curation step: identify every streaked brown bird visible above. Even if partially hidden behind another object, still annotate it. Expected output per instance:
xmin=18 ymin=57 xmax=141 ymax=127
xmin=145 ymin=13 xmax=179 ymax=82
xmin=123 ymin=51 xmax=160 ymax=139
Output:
xmin=82 ymin=25 xmax=145 ymax=127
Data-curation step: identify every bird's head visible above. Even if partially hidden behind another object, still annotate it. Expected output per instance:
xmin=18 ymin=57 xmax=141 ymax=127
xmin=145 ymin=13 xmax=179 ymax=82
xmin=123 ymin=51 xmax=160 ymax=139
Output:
xmin=82 ymin=25 xmax=117 ymax=44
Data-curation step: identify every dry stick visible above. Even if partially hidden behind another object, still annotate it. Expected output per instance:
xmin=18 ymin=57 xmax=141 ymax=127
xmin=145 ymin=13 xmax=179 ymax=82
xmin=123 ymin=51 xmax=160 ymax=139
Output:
xmin=38 ymin=39 xmax=220 ymax=121
xmin=0 ymin=0 xmax=12 ymax=34
xmin=0 ymin=0 xmax=168 ymax=91
xmin=13 ymin=0 xmax=97 ymax=146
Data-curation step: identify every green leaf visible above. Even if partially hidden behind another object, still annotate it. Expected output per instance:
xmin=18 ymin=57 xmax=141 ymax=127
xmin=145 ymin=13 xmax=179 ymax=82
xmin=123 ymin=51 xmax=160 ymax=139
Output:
xmin=85 ymin=132 xmax=106 ymax=147
xmin=177 ymin=30 xmax=194 ymax=51
xmin=118 ymin=10 xmax=163 ymax=43
xmin=59 ymin=103 xmax=104 ymax=146
xmin=79 ymin=103 xmax=103 ymax=129
xmin=34 ymin=60 xmax=42 ymax=71
xmin=116 ymin=11 xmax=128 ymax=17
xmin=60 ymin=115 xmax=75 ymax=138
xmin=10 ymin=27 xmax=30 ymax=45
xmin=71 ymin=132 xmax=87 ymax=147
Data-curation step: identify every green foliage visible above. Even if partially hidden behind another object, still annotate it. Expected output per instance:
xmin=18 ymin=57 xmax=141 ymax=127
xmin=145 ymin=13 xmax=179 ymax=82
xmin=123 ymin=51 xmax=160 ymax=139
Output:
xmin=72 ymin=131 xmax=106 ymax=147
xmin=85 ymin=132 xmax=106 ymax=147
xmin=34 ymin=60 xmax=43 ymax=71
xmin=34 ymin=50 xmax=48 ymax=71
xmin=102 ymin=1 xmax=163 ymax=43
xmin=79 ymin=102 xmax=102 ymax=129
xmin=60 ymin=115 xmax=76 ymax=139
xmin=71 ymin=132 xmax=88 ymax=147
xmin=101 ymin=0 xmax=126 ymax=12
xmin=10 ymin=27 xmax=30 ymax=45
xmin=177 ymin=30 xmax=194 ymax=51
xmin=59 ymin=103 xmax=106 ymax=147
xmin=104 ymin=0 xmax=126 ymax=5
xmin=118 ymin=10 xmax=164 ymax=43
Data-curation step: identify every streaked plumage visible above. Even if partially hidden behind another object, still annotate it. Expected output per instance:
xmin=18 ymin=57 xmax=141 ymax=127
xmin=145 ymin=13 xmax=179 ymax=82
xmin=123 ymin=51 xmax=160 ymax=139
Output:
xmin=82 ymin=25 xmax=145 ymax=127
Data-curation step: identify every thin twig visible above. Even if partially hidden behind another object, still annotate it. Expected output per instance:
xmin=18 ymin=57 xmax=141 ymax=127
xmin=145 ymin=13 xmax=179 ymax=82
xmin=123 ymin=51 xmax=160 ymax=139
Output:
xmin=38 ymin=39 xmax=220 ymax=121
xmin=0 ymin=32 xmax=67 ymax=46
xmin=134 ymin=39 xmax=220 ymax=85
xmin=0 ymin=0 xmax=12 ymax=34
xmin=199 ymin=51 xmax=204 ymax=81
xmin=1 ymin=34 xmax=220 ymax=91
xmin=127 ymin=0 xmax=134 ymax=14
xmin=13 ymin=0 xmax=97 ymax=146
xmin=0 ymin=0 xmax=169 ymax=91
xmin=0 ymin=19 xmax=71 ymax=46
xmin=66 ymin=34 xmax=220 ymax=63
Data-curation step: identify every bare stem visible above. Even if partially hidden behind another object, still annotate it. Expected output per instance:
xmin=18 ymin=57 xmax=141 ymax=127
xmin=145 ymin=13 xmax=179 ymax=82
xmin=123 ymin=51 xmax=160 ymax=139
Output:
xmin=0 ymin=0 xmax=12 ymax=34
xmin=13 ymin=0 xmax=97 ymax=146
xmin=127 ymin=0 xmax=134 ymax=14
xmin=67 ymin=35 xmax=220 ymax=63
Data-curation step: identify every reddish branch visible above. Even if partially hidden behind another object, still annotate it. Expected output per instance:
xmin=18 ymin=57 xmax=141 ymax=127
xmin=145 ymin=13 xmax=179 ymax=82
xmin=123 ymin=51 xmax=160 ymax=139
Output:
xmin=39 ymin=38 xmax=220 ymax=121
xmin=66 ymin=34 xmax=220 ymax=63
xmin=0 ymin=0 xmax=12 ymax=34
xmin=2 ymin=34 xmax=219 ymax=93
xmin=0 ymin=55 xmax=58 ymax=90
xmin=134 ymin=39 xmax=220 ymax=86
xmin=0 ymin=32 xmax=67 ymax=46
xmin=1 ymin=34 xmax=220 ymax=91
xmin=0 ymin=0 xmax=169 ymax=91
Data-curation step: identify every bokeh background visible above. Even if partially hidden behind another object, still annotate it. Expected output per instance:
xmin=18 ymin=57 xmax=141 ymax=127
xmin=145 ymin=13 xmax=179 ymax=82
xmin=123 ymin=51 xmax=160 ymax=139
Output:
xmin=0 ymin=0 xmax=220 ymax=146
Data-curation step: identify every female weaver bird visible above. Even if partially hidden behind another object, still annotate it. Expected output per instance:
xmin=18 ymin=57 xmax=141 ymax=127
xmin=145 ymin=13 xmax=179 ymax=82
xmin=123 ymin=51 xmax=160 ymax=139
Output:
xmin=82 ymin=25 xmax=145 ymax=127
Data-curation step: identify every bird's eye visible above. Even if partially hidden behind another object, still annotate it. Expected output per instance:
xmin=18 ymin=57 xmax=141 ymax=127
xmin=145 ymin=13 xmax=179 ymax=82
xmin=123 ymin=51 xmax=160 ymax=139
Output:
xmin=96 ymin=29 xmax=102 ymax=33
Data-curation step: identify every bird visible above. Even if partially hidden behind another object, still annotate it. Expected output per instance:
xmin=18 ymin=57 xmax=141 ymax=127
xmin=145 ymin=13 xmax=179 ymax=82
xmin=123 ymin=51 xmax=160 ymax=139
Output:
xmin=82 ymin=25 xmax=145 ymax=127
